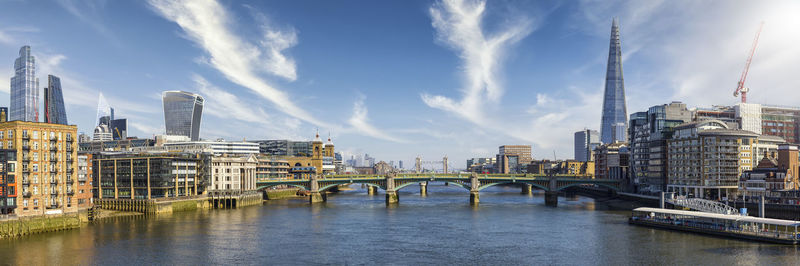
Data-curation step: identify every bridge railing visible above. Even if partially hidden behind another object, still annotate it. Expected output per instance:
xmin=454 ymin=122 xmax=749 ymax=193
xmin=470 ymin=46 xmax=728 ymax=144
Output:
xmin=667 ymin=196 xmax=740 ymax=215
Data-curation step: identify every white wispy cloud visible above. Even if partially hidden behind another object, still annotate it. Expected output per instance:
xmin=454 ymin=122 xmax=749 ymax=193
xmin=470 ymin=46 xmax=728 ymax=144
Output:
xmin=347 ymin=95 xmax=406 ymax=143
xmin=0 ymin=26 xmax=40 ymax=45
xmin=147 ymin=0 xmax=326 ymax=127
xmin=421 ymin=0 xmax=532 ymax=124
xmin=192 ymin=74 xmax=271 ymax=123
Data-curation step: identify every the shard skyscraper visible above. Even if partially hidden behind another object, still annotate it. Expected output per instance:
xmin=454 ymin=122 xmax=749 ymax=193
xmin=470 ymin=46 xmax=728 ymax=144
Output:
xmin=600 ymin=18 xmax=627 ymax=144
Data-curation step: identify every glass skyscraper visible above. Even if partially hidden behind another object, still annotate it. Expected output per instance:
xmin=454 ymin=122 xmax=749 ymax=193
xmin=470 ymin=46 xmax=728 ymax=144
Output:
xmin=10 ymin=45 xmax=39 ymax=122
xmin=44 ymin=75 xmax=68 ymax=124
xmin=163 ymin=91 xmax=204 ymax=141
xmin=600 ymin=18 xmax=627 ymax=144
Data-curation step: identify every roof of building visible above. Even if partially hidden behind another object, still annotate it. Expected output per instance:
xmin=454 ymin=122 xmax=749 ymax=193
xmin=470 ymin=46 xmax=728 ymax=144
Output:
xmin=757 ymin=135 xmax=786 ymax=143
xmin=633 ymin=207 xmax=800 ymax=226
xmin=673 ymin=119 xmax=730 ymax=130
xmin=697 ymin=128 xmax=759 ymax=137
xmin=756 ymin=156 xmax=779 ymax=169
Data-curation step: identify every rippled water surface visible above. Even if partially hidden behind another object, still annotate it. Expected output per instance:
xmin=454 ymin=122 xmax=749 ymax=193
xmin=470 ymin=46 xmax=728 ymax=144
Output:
xmin=1 ymin=184 xmax=799 ymax=265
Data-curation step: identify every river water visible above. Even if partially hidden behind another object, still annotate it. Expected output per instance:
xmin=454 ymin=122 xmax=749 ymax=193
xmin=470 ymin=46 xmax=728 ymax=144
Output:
xmin=1 ymin=184 xmax=798 ymax=265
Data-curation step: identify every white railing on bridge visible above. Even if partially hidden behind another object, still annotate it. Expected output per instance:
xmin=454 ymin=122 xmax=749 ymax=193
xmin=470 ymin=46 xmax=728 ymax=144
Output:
xmin=666 ymin=196 xmax=740 ymax=215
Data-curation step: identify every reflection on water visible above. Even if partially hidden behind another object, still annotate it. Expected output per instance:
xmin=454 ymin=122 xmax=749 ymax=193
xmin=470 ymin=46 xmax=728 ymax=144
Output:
xmin=1 ymin=183 xmax=798 ymax=265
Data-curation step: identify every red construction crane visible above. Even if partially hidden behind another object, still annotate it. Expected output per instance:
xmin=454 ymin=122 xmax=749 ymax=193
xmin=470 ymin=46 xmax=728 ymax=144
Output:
xmin=733 ymin=22 xmax=764 ymax=103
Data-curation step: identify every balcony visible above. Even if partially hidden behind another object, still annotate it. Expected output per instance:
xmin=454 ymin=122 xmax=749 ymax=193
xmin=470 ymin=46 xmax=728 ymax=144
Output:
xmin=22 ymin=191 xmax=31 ymax=197
xmin=22 ymin=168 xmax=30 ymax=173
xmin=21 ymin=134 xmax=29 ymax=140
xmin=46 ymin=203 xmax=61 ymax=209
xmin=66 ymin=146 xmax=73 ymax=152
xmin=50 ymin=190 xmax=59 ymax=196
xmin=50 ymin=179 xmax=58 ymax=185
xmin=67 ymin=168 xmax=74 ymax=173
xmin=50 ymin=135 xmax=57 ymax=141
xmin=50 ymin=157 xmax=58 ymax=162
xmin=50 ymin=146 xmax=58 ymax=151
xmin=66 ymin=178 xmax=74 ymax=184
xmin=22 ymin=156 xmax=30 ymax=162
xmin=66 ymin=136 xmax=73 ymax=142
xmin=22 ymin=145 xmax=30 ymax=150
xmin=22 ymin=179 xmax=30 ymax=185
xmin=66 ymin=190 xmax=74 ymax=195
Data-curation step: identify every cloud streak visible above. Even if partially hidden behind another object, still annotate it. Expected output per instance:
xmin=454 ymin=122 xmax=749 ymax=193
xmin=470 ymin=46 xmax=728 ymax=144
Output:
xmin=147 ymin=0 xmax=327 ymax=127
xmin=421 ymin=0 xmax=532 ymax=124
xmin=192 ymin=74 xmax=271 ymax=124
xmin=347 ymin=95 xmax=406 ymax=143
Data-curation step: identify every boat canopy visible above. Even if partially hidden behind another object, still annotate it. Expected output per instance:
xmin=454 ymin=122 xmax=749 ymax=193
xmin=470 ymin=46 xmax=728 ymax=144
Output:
xmin=632 ymin=207 xmax=800 ymax=227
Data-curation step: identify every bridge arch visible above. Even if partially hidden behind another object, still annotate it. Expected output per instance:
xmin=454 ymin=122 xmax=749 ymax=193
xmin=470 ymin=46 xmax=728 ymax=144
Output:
xmin=556 ymin=183 xmax=618 ymax=192
xmin=476 ymin=181 xmax=548 ymax=192
xmin=319 ymin=182 xmax=384 ymax=192
xmin=257 ymin=183 xmax=309 ymax=191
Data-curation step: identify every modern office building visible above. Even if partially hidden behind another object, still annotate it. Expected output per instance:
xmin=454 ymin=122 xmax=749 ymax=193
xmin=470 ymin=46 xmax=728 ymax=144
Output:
xmin=93 ymin=124 xmax=112 ymax=141
xmin=92 ymin=154 xmax=201 ymax=199
xmin=600 ymin=18 xmax=628 ymax=144
xmin=735 ymin=103 xmax=762 ymax=135
xmin=109 ymin=118 xmax=127 ymax=140
xmin=162 ymin=140 xmax=259 ymax=155
xmin=628 ymin=102 xmax=693 ymax=193
xmin=467 ymin=157 xmax=496 ymax=172
xmin=574 ymin=129 xmax=601 ymax=162
xmin=667 ymin=120 xmax=758 ymax=200
xmin=44 ymin=75 xmax=68 ymax=125
xmin=0 ymin=149 xmax=16 ymax=215
xmin=163 ymin=91 xmax=204 ymax=141
xmin=10 ymin=46 xmax=39 ymax=122
xmin=255 ymin=156 xmax=289 ymax=180
xmin=209 ymin=154 xmax=257 ymax=191
xmin=0 ymin=121 xmax=78 ymax=217
xmin=497 ymin=145 xmax=532 ymax=174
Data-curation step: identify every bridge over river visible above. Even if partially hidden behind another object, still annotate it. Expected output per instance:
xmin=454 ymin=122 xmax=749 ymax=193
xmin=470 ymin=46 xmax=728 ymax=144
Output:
xmin=256 ymin=173 xmax=621 ymax=206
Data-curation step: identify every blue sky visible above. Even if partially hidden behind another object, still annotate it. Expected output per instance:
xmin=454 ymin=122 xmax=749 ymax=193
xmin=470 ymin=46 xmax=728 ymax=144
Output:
xmin=2 ymin=0 xmax=800 ymax=169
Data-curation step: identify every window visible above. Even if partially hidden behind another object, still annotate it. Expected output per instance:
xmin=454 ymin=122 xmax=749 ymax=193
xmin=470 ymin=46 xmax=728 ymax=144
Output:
xmin=23 ymin=199 xmax=28 ymax=207
xmin=7 ymin=130 xmax=12 ymax=138
xmin=33 ymin=199 xmax=38 ymax=206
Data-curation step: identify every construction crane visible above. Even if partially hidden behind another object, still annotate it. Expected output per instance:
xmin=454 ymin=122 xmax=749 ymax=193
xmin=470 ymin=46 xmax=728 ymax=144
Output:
xmin=733 ymin=22 xmax=764 ymax=103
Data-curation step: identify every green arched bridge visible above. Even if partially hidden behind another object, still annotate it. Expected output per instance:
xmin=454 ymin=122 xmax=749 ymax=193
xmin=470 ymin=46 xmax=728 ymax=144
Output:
xmin=256 ymin=173 xmax=621 ymax=206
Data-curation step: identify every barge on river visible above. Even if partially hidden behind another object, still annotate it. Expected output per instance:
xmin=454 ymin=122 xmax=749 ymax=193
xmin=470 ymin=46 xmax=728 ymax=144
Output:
xmin=629 ymin=207 xmax=800 ymax=245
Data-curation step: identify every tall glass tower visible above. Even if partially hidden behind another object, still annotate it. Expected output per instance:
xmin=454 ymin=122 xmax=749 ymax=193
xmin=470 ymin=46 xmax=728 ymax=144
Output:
xmin=600 ymin=18 xmax=627 ymax=144
xmin=44 ymin=75 xmax=68 ymax=124
xmin=162 ymin=91 xmax=204 ymax=141
xmin=10 ymin=45 xmax=39 ymax=122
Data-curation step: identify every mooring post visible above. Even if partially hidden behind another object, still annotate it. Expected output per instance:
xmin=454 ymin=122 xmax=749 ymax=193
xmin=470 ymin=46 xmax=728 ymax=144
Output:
xmin=420 ymin=181 xmax=428 ymax=197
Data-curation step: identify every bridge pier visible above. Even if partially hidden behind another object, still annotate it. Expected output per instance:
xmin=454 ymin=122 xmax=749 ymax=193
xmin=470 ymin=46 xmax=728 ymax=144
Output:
xmin=367 ymin=186 xmax=378 ymax=195
xmin=309 ymin=174 xmax=325 ymax=204
xmin=469 ymin=173 xmax=480 ymax=205
xmin=521 ymin=184 xmax=532 ymax=195
xmin=545 ymin=191 xmax=558 ymax=207
xmin=386 ymin=190 xmax=399 ymax=205
xmin=385 ymin=173 xmax=398 ymax=205
xmin=470 ymin=191 xmax=480 ymax=205
xmin=309 ymin=191 xmax=326 ymax=203
xmin=420 ymin=182 xmax=428 ymax=196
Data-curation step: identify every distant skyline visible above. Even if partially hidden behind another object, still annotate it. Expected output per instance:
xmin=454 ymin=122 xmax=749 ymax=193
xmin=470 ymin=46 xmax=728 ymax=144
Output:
xmin=2 ymin=0 xmax=800 ymax=166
